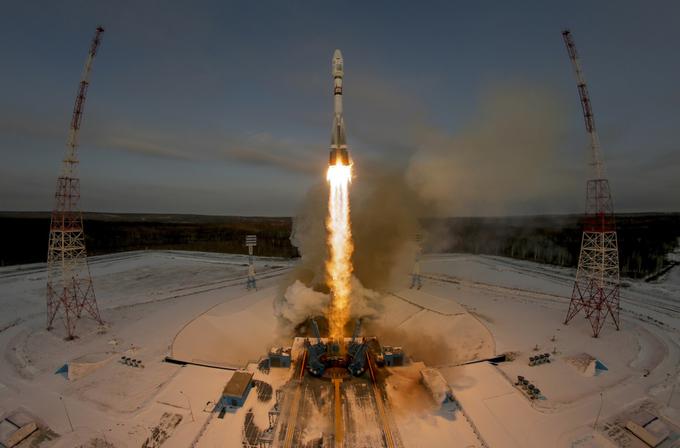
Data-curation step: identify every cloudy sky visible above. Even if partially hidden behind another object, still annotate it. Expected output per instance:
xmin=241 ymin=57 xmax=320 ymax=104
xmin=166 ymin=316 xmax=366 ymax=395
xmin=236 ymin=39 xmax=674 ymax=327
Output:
xmin=1 ymin=0 xmax=678 ymax=216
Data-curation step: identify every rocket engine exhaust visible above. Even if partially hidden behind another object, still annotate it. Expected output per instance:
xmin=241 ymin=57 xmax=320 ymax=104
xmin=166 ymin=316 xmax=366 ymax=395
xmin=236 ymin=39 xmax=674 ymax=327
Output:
xmin=326 ymin=49 xmax=354 ymax=340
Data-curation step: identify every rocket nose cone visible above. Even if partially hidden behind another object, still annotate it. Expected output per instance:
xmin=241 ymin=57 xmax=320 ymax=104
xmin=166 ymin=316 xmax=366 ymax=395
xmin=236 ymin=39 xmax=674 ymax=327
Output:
xmin=333 ymin=49 xmax=343 ymax=61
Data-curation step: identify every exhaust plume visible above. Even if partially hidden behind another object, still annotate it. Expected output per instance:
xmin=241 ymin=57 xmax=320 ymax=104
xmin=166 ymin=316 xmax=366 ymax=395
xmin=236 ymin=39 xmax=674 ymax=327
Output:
xmin=325 ymin=162 xmax=354 ymax=339
xmin=274 ymin=82 xmax=569 ymax=334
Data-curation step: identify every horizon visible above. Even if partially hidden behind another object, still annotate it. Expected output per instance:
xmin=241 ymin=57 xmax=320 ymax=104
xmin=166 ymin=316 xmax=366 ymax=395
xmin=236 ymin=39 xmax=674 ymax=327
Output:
xmin=3 ymin=209 xmax=680 ymax=220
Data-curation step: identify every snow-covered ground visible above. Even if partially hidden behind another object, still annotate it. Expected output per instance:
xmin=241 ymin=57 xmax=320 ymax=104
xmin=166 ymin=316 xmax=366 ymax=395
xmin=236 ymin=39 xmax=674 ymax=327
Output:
xmin=0 ymin=250 xmax=678 ymax=447
xmin=422 ymin=254 xmax=680 ymax=447
xmin=0 ymin=251 xmax=293 ymax=447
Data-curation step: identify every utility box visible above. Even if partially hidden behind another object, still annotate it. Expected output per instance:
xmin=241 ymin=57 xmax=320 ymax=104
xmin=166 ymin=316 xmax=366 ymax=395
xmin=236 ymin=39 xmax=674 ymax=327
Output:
xmin=383 ymin=346 xmax=404 ymax=367
xmin=269 ymin=347 xmax=292 ymax=368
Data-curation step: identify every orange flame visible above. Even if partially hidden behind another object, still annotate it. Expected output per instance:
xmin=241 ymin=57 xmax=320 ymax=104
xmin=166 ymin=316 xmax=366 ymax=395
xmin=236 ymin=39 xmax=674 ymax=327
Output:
xmin=326 ymin=161 xmax=353 ymax=340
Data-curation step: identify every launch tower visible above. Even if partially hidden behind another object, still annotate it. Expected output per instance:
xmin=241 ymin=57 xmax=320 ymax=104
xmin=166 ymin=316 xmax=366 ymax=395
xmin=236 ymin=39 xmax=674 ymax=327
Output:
xmin=46 ymin=26 xmax=105 ymax=339
xmin=562 ymin=30 xmax=620 ymax=338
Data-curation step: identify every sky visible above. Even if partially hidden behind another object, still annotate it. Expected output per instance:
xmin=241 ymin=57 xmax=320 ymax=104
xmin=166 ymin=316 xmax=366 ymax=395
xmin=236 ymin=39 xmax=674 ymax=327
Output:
xmin=0 ymin=0 xmax=678 ymax=216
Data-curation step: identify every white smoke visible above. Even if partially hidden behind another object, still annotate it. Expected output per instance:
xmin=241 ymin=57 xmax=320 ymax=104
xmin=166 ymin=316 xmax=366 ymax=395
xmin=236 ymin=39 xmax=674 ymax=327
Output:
xmin=274 ymin=277 xmax=380 ymax=330
xmin=274 ymin=280 xmax=329 ymax=324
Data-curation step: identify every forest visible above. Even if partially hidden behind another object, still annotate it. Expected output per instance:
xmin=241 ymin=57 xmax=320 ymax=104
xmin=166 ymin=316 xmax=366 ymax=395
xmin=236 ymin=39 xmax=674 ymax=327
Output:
xmin=425 ymin=213 xmax=680 ymax=279
xmin=1 ymin=212 xmax=678 ymax=279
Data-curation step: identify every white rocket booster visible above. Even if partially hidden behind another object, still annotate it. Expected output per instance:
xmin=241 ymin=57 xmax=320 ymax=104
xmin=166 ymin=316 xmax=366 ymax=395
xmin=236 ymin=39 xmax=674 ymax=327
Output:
xmin=329 ymin=49 xmax=350 ymax=166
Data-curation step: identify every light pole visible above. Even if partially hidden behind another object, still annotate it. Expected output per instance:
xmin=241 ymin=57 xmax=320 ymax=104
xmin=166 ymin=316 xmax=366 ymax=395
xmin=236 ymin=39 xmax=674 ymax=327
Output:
xmin=179 ymin=390 xmax=195 ymax=422
xmin=246 ymin=235 xmax=257 ymax=290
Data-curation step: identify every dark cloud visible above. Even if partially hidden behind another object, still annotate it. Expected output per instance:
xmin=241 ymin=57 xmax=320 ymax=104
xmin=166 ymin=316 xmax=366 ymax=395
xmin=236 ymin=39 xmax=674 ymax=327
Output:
xmin=1 ymin=108 xmax=323 ymax=174
xmin=222 ymin=145 xmax=319 ymax=174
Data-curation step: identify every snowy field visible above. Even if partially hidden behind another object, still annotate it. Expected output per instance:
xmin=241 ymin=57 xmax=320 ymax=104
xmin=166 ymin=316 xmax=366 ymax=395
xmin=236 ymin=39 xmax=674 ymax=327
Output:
xmin=0 ymin=250 xmax=679 ymax=447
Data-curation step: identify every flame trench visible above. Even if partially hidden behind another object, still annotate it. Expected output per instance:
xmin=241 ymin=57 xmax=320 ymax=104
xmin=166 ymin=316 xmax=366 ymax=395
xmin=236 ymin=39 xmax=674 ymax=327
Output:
xmin=326 ymin=162 xmax=354 ymax=340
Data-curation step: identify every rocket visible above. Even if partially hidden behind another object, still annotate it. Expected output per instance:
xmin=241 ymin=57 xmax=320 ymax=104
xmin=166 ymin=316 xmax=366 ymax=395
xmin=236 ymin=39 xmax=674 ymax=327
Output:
xmin=329 ymin=49 xmax=350 ymax=166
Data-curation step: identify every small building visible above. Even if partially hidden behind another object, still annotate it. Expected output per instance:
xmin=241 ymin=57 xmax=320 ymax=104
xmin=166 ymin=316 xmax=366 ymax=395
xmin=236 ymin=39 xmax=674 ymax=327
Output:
xmin=383 ymin=346 xmax=404 ymax=367
xmin=268 ymin=347 xmax=292 ymax=368
xmin=220 ymin=371 xmax=254 ymax=408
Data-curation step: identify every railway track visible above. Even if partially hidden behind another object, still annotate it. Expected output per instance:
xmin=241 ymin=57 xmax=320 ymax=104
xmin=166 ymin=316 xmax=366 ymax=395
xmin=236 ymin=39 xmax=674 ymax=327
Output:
xmin=281 ymin=350 xmax=307 ymax=448
xmin=366 ymin=355 xmax=399 ymax=448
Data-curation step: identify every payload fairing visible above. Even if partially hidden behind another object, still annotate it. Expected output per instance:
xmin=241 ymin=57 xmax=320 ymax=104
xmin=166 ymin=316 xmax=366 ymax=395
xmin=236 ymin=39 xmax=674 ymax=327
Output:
xmin=329 ymin=49 xmax=350 ymax=166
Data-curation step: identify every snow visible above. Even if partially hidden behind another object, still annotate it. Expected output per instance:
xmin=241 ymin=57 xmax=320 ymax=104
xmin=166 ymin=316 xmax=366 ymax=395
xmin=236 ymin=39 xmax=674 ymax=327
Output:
xmin=385 ymin=362 xmax=480 ymax=447
xmin=1 ymin=250 xmax=678 ymax=447
xmin=427 ymin=254 xmax=680 ymax=447
xmin=0 ymin=250 xmax=293 ymax=447
xmin=369 ymin=289 xmax=495 ymax=366
xmin=171 ymin=287 xmax=285 ymax=368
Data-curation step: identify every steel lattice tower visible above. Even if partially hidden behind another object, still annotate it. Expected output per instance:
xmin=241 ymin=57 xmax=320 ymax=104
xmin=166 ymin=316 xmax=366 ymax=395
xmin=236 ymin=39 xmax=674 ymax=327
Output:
xmin=46 ymin=26 xmax=105 ymax=339
xmin=562 ymin=30 xmax=620 ymax=338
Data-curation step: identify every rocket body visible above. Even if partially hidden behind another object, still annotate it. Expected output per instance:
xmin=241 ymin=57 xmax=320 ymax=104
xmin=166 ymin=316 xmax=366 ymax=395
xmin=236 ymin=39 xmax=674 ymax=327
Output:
xmin=329 ymin=49 xmax=350 ymax=166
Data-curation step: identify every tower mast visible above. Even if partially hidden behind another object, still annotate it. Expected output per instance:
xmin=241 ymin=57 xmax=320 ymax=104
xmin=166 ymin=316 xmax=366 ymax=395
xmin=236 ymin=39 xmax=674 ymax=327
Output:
xmin=562 ymin=30 xmax=620 ymax=337
xmin=46 ymin=26 xmax=105 ymax=339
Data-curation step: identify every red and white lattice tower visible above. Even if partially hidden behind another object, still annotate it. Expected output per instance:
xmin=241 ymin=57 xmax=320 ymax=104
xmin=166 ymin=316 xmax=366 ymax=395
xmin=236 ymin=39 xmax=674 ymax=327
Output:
xmin=46 ymin=26 xmax=105 ymax=339
xmin=562 ymin=30 xmax=620 ymax=338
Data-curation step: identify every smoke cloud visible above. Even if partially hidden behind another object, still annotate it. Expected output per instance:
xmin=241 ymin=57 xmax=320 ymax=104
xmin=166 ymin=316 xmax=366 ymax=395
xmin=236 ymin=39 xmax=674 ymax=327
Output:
xmin=274 ymin=280 xmax=329 ymax=324
xmin=273 ymin=169 xmax=426 ymax=330
xmin=406 ymin=83 xmax=573 ymax=217
xmin=274 ymin=82 xmax=570 ymax=335
xmin=276 ymin=277 xmax=382 ymax=333
xmin=281 ymin=169 xmax=427 ymax=293
xmin=362 ymin=322 xmax=456 ymax=367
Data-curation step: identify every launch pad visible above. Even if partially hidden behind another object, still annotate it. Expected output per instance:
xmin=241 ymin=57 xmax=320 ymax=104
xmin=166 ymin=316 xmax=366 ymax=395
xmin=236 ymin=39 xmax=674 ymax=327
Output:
xmin=265 ymin=319 xmax=406 ymax=448
xmin=302 ymin=319 xmax=396 ymax=379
